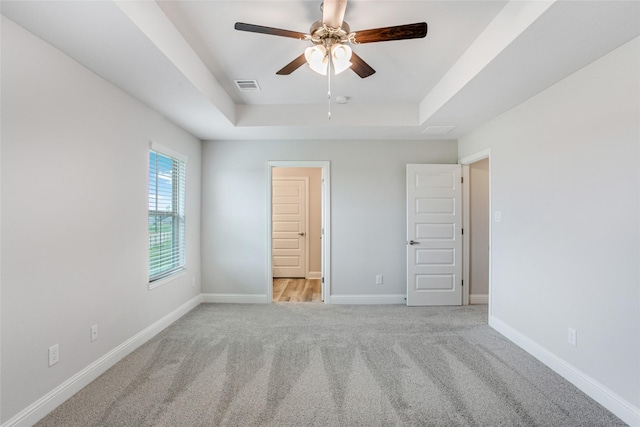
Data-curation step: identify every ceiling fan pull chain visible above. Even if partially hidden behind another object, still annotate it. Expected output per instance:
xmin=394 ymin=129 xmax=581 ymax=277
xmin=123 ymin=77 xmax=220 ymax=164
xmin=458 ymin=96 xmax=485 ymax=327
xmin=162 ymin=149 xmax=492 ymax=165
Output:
xmin=327 ymin=56 xmax=332 ymax=119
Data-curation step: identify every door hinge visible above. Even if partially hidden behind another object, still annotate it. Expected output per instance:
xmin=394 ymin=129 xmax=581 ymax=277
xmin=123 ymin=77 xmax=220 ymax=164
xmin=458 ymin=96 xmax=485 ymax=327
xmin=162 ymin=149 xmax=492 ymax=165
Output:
xmin=461 ymin=177 xmax=464 ymax=184
xmin=461 ymin=228 xmax=464 ymax=235
xmin=321 ymin=227 xmax=324 ymax=235
xmin=322 ymin=277 xmax=324 ymax=284
xmin=461 ymin=280 xmax=464 ymax=287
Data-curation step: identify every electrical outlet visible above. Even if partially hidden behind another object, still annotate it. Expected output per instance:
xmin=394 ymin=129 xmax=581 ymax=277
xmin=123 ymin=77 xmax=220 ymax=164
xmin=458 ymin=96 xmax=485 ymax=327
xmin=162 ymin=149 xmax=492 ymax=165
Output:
xmin=567 ymin=327 xmax=577 ymax=346
xmin=48 ymin=344 xmax=59 ymax=366
xmin=375 ymin=275 xmax=383 ymax=285
xmin=494 ymin=210 xmax=502 ymax=223
xmin=91 ymin=325 xmax=98 ymax=342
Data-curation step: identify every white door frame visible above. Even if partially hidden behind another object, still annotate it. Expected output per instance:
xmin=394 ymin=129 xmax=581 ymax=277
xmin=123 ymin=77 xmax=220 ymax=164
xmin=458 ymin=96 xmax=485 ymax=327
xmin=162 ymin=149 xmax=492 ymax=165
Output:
xmin=266 ymin=161 xmax=331 ymax=304
xmin=459 ymin=148 xmax=492 ymax=316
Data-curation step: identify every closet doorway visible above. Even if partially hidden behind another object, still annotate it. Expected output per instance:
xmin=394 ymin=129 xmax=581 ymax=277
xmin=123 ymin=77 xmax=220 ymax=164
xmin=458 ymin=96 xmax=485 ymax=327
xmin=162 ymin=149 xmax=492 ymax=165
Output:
xmin=461 ymin=149 xmax=491 ymax=310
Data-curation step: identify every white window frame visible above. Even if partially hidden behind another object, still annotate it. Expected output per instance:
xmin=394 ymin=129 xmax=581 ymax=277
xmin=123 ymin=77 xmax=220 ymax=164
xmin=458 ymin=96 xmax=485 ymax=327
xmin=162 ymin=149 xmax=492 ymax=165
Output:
xmin=148 ymin=142 xmax=187 ymax=288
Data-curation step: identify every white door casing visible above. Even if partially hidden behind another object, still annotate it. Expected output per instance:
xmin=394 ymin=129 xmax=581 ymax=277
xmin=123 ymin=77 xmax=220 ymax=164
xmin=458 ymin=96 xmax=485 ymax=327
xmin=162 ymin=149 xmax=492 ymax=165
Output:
xmin=272 ymin=177 xmax=308 ymax=278
xmin=460 ymin=148 xmax=492 ymax=314
xmin=407 ymin=164 xmax=462 ymax=306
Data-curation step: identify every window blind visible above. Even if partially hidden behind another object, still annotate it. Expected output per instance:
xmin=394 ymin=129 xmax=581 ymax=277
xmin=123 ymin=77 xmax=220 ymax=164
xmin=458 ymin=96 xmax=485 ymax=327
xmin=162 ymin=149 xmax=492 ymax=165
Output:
xmin=149 ymin=149 xmax=186 ymax=281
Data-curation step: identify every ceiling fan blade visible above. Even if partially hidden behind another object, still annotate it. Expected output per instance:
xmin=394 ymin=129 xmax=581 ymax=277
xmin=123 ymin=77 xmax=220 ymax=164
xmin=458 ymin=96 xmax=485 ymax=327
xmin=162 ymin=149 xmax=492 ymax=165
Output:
xmin=353 ymin=22 xmax=427 ymax=44
xmin=322 ymin=0 xmax=348 ymax=28
xmin=234 ymin=22 xmax=308 ymax=40
xmin=350 ymin=52 xmax=375 ymax=78
xmin=276 ymin=54 xmax=307 ymax=75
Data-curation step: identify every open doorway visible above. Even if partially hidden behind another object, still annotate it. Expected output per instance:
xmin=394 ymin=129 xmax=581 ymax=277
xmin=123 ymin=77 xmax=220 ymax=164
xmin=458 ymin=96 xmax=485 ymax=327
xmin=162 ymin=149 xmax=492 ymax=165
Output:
xmin=467 ymin=159 xmax=490 ymax=304
xmin=266 ymin=161 xmax=331 ymax=303
xmin=272 ymin=168 xmax=321 ymax=302
xmin=461 ymin=149 xmax=491 ymax=311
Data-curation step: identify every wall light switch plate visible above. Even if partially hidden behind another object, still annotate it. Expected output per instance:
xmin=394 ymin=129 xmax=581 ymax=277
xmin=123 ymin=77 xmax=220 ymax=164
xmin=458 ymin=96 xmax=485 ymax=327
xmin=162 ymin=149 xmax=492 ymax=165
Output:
xmin=375 ymin=275 xmax=383 ymax=285
xmin=48 ymin=344 xmax=59 ymax=366
xmin=494 ymin=211 xmax=502 ymax=223
xmin=568 ymin=327 xmax=577 ymax=346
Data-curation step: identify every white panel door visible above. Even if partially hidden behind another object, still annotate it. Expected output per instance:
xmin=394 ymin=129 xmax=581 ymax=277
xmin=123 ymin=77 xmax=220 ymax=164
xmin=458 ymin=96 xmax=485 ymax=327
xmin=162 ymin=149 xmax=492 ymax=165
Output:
xmin=272 ymin=178 xmax=307 ymax=278
xmin=407 ymin=164 xmax=462 ymax=306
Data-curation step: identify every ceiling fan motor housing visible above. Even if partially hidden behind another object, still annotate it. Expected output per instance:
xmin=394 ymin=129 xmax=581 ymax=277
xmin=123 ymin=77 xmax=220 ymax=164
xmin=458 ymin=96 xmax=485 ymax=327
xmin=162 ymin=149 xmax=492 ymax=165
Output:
xmin=309 ymin=20 xmax=352 ymax=47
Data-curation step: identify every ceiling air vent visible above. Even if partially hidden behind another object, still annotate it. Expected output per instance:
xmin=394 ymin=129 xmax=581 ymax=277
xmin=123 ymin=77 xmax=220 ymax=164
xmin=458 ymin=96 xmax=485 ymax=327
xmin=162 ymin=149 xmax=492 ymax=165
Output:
xmin=234 ymin=80 xmax=261 ymax=92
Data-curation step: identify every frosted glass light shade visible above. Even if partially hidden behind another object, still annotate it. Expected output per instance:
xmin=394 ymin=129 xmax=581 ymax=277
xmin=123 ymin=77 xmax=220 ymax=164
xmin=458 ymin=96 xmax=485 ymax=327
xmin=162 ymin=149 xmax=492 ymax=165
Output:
xmin=331 ymin=44 xmax=352 ymax=75
xmin=305 ymin=45 xmax=328 ymax=75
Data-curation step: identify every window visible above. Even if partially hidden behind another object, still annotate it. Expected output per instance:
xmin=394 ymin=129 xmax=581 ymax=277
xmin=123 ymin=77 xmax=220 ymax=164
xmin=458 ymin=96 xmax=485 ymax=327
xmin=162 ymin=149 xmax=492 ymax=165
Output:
xmin=148 ymin=146 xmax=186 ymax=282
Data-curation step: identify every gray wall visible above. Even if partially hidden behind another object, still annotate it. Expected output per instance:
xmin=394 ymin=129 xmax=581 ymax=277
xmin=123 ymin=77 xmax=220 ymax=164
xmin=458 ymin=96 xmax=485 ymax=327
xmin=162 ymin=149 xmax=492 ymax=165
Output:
xmin=459 ymin=37 xmax=640 ymax=411
xmin=201 ymin=140 xmax=458 ymax=299
xmin=1 ymin=17 xmax=202 ymax=422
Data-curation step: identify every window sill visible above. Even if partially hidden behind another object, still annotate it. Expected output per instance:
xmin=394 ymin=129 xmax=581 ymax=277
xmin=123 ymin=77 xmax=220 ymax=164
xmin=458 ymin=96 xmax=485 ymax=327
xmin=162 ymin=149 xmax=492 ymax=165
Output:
xmin=149 ymin=269 xmax=187 ymax=290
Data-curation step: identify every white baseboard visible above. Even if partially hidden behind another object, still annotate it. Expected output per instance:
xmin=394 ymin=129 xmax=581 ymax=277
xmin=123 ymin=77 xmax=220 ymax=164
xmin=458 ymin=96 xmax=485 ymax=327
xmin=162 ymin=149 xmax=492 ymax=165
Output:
xmin=489 ymin=315 xmax=640 ymax=427
xmin=330 ymin=294 xmax=406 ymax=305
xmin=469 ymin=294 xmax=488 ymax=305
xmin=201 ymin=293 xmax=268 ymax=304
xmin=3 ymin=295 xmax=203 ymax=427
xmin=306 ymin=271 xmax=322 ymax=279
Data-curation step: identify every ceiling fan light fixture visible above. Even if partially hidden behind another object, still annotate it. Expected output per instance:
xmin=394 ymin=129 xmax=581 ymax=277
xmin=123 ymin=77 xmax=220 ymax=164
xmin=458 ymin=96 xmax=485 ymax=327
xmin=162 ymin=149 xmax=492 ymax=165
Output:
xmin=305 ymin=45 xmax=328 ymax=75
xmin=331 ymin=43 xmax=352 ymax=74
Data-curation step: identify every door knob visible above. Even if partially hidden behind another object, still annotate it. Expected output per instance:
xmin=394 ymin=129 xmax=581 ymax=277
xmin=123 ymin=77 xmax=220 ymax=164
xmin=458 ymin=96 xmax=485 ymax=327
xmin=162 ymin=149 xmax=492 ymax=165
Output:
xmin=408 ymin=240 xmax=419 ymax=245
xmin=298 ymin=232 xmax=305 ymax=236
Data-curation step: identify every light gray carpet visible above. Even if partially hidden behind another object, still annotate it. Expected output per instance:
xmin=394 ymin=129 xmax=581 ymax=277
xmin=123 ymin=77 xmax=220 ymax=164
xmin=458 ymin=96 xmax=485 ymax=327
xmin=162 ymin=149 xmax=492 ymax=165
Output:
xmin=37 ymin=304 xmax=625 ymax=426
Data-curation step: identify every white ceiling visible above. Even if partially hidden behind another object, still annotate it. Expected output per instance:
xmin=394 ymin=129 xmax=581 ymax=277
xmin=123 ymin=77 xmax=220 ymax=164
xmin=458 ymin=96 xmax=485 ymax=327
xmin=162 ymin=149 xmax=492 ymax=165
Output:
xmin=2 ymin=1 xmax=639 ymax=141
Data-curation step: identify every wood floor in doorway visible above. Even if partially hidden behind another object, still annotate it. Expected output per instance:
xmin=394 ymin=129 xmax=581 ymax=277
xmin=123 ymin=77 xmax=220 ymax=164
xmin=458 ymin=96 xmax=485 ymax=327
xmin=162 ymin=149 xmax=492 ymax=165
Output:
xmin=273 ymin=278 xmax=322 ymax=302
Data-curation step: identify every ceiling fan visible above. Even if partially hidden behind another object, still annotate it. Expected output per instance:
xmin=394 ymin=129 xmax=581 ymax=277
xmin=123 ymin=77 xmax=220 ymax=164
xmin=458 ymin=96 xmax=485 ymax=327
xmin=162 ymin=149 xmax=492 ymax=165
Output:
xmin=234 ymin=0 xmax=427 ymax=78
